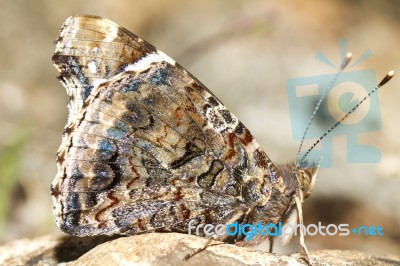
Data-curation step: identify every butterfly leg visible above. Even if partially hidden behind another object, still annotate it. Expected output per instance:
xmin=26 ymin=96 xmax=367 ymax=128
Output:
xmin=294 ymin=191 xmax=311 ymax=265
xmin=183 ymin=235 xmax=225 ymax=260
xmin=268 ymin=235 xmax=274 ymax=253
xmin=184 ymin=209 xmax=250 ymax=260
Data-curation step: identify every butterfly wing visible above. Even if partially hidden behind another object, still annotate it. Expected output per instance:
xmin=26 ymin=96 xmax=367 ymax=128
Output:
xmin=53 ymin=14 xmax=161 ymax=125
xmin=51 ymin=15 xmax=279 ymax=236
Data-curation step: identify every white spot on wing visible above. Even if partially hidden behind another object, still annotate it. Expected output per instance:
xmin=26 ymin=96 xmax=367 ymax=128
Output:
xmin=92 ymin=79 xmax=107 ymax=88
xmin=103 ymin=24 xmax=119 ymax=42
xmin=88 ymin=61 xmax=98 ymax=74
xmin=205 ymin=105 xmax=239 ymax=133
xmin=157 ymin=50 xmax=176 ymax=65
xmin=124 ymin=53 xmax=163 ymax=72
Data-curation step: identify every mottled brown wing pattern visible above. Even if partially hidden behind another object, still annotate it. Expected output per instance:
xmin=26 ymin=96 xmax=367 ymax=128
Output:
xmin=53 ymin=15 xmax=157 ymax=125
xmin=51 ymin=15 xmax=303 ymax=245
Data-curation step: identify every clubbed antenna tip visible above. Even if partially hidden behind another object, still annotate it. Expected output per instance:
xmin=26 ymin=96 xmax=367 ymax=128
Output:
xmin=340 ymin=52 xmax=353 ymax=70
xmin=299 ymin=70 xmax=395 ymax=166
xmin=378 ymin=71 xmax=395 ymax=87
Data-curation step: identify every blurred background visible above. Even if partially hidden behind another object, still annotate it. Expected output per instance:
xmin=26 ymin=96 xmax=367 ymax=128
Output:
xmin=0 ymin=0 xmax=399 ymax=256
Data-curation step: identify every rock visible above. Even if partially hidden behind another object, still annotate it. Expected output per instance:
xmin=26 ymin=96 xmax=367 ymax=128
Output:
xmin=0 ymin=234 xmax=117 ymax=266
xmin=0 ymin=233 xmax=399 ymax=265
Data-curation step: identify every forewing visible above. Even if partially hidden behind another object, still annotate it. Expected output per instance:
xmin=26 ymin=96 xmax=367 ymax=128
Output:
xmin=53 ymin=14 xmax=161 ymax=125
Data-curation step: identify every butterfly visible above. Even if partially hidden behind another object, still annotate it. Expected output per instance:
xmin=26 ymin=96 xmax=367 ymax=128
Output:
xmin=51 ymin=14 xmax=319 ymax=261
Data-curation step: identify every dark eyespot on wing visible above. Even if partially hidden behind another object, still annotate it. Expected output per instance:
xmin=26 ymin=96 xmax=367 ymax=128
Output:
xmin=220 ymin=109 xmax=234 ymax=124
xmin=197 ymin=160 xmax=224 ymax=188
xmin=207 ymin=96 xmax=220 ymax=107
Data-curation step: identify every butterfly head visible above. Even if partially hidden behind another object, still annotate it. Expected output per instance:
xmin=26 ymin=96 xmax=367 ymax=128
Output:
xmin=276 ymin=161 xmax=318 ymax=200
xmin=295 ymin=164 xmax=318 ymax=199
xmin=293 ymin=159 xmax=319 ymax=199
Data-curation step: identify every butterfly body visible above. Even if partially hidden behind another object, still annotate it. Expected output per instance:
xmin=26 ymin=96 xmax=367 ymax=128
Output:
xmin=51 ymin=15 xmax=316 ymax=252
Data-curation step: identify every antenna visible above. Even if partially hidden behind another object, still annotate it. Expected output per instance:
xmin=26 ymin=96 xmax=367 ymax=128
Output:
xmin=296 ymin=53 xmax=353 ymax=167
xmin=299 ymin=71 xmax=395 ymax=166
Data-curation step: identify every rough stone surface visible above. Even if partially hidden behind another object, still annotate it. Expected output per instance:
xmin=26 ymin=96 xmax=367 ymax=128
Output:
xmin=1 ymin=233 xmax=399 ymax=266
xmin=0 ymin=234 xmax=117 ymax=266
